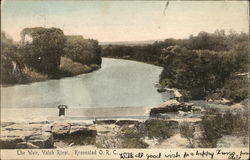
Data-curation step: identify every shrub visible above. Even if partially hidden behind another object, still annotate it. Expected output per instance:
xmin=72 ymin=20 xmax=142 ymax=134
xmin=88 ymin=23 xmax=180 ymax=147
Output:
xmin=120 ymin=127 xmax=149 ymax=148
xmin=145 ymin=119 xmax=174 ymax=141
xmin=200 ymin=109 xmax=223 ymax=148
xmin=23 ymin=67 xmax=49 ymax=82
xmin=59 ymin=57 xmax=93 ymax=76
xmin=200 ymin=108 xmax=248 ymax=148
xmin=179 ymin=122 xmax=195 ymax=147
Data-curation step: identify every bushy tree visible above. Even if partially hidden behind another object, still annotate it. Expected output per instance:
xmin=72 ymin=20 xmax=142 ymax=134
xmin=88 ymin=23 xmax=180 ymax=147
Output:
xmin=63 ymin=35 xmax=102 ymax=65
xmin=1 ymin=32 xmax=24 ymax=84
xmin=20 ymin=27 xmax=66 ymax=75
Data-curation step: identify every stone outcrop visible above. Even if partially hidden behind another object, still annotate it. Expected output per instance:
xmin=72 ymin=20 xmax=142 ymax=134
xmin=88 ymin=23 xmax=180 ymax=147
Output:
xmin=0 ymin=122 xmax=53 ymax=149
xmin=94 ymin=120 xmax=117 ymax=125
xmin=16 ymin=142 xmax=40 ymax=149
xmin=51 ymin=121 xmax=71 ymax=137
xmin=27 ymin=132 xmax=54 ymax=148
xmin=150 ymin=100 xmax=193 ymax=116
xmin=69 ymin=125 xmax=97 ymax=136
xmin=208 ymin=98 xmax=232 ymax=105
xmin=0 ymin=121 xmax=99 ymax=149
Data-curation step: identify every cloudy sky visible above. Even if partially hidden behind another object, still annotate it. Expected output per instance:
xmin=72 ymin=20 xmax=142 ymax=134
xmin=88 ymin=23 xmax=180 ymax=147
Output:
xmin=1 ymin=0 xmax=249 ymax=42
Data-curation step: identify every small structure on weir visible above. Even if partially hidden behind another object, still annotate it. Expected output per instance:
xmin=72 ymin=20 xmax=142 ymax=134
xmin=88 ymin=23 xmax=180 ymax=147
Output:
xmin=57 ymin=105 xmax=68 ymax=117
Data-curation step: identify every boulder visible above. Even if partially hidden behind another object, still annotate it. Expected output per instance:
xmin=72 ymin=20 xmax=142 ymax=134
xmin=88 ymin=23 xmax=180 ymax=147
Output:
xmin=94 ymin=120 xmax=117 ymax=125
xmin=69 ymin=125 xmax=97 ymax=136
xmin=208 ymin=99 xmax=213 ymax=103
xmin=0 ymin=136 xmax=23 ymax=149
xmin=90 ymin=64 xmax=101 ymax=70
xmin=212 ymin=98 xmax=232 ymax=105
xmin=52 ymin=121 xmax=71 ymax=137
xmin=150 ymin=100 xmax=193 ymax=116
xmin=0 ymin=123 xmax=54 ymax=149
xmin=158 ymin=99 xmax=181 ymax=108
xmin=27 ymin=132 xmax=54 ymax=148
xmin=1 ymin=122 xmax=15 ymax=128
xmin=229 ymin=103 xmax=245 ymax=112
xmin=191 ymin=106 xmax=203 ymax=112
xmin=157 ymin=88 xmax=167 ymax=93
xmin=16 ymin=142 xmax=39 ymax=149
xmin=0 ymin=127 xmax=36 ymax=149
xmin=42 ymin=124 xmax=52 ymax=132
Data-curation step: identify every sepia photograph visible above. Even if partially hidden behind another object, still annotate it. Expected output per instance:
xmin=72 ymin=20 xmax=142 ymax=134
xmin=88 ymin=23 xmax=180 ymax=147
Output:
xmin=1 ymin=0 xmax=249 ymax=159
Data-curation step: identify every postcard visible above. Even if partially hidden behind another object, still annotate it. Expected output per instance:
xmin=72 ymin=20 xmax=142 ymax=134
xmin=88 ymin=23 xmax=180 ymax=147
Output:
xmin=1 ymin=0 xmax=249 ymax=159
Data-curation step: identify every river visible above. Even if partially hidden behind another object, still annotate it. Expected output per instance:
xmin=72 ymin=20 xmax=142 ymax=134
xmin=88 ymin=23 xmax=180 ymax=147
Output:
xmin=1 ymin=58 xmax=168 ymax=121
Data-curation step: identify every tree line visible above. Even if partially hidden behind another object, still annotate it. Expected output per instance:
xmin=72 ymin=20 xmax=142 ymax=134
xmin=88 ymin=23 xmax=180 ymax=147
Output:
xmin=1 ymin=27 xmax=102 ymax=84
xmin=102 ymin=30 xmax=248 ymax=102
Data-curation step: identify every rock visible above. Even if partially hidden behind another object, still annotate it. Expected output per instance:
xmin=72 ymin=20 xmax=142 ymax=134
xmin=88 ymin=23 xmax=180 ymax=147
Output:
xmin=90 ymin=64 xmax=101 ymax=70
xmin=29 ymin=121 xmax=50 ymax=124
xmin=42 ymin=124 xmax=52 ymax=132
xmin=27 ymin=132 xmax=54 ymax=148
xmin=158 ymin=99 xmax=181 ymax=108
xmin=174 ymin=90 xmax=182 ymax=98
xmin=1 ymin=123 xmax=54 ymax=149
xmin=52 ymin=121 xmax=71 ymax=137
xmin=1 ymin=122 xmax=15 ymax=128
xmin=16 ymin=142 xmax=39 ymax=149
xmin=178 ymin=111 xmax=187 ymax=116
xmin=212 ymin=98 xmax=232 ymax=105
xmin=150 ymin=100 xmax=193 ymax=116
xmin=229 ymin=103 xmax=245 ymax=112
xmin=0 ymin=124 xmax=37 ymax=149
xmin=0 ymin=136 xmax=23 ymax=149
xmin=157 ymin=88 xmax=167 ymax=93
xmin=95 ymin=125 xmax=122 ymax=148
xmin=208 ymin=99 xmax=213 ymax=102
xmin=69 ymin=125 xmax=97 ymax=136
xmin=94 ymin=120 xmax=117 ymax=125
xmin=221 ymin=98 xmax=231 ymax=105
xmin=191 ymin=106 xmax=203 ymax=112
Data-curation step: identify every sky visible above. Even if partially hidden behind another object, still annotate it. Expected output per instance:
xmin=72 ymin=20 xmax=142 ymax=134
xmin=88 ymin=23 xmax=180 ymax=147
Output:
xmin=1 ymin=0 xmax=249 ymax=42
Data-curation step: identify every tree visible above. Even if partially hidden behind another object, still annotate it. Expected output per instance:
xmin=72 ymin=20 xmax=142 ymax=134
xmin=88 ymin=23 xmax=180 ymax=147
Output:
xmin=20 ymin=27 xmax=66 ymax=75
xmin=63 ymin=35 xmax=102 ymax=65
xmin=1 ymin=32 xmax=24 ymax=84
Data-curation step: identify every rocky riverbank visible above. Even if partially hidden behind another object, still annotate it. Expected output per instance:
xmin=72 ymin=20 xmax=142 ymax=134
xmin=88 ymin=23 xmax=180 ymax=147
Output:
xmin=1 ymin=98 xmax=248 ymax=149
xmin=0 ymin=118 xmax=183 ymax=149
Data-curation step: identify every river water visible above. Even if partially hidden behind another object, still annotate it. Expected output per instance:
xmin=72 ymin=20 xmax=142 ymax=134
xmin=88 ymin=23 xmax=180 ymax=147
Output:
xmin=1 ymin=58 xmax=168 ymax=121
xmin=1 ymin=58 xmax=166 ymax=108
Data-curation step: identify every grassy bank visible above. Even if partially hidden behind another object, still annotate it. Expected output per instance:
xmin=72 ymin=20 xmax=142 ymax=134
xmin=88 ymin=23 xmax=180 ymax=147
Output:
xmin=20 ymin=57 xmax=100 ymax=83
xmin=1 ymin=28 xmax=102 ymax=85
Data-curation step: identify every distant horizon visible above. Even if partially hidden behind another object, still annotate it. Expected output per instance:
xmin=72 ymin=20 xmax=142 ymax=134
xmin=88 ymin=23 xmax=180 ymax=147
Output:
xmin=2 ymin=0 xmax=249 ymax=42
xmin=2 ymin=28 xmax=248 ymax=44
